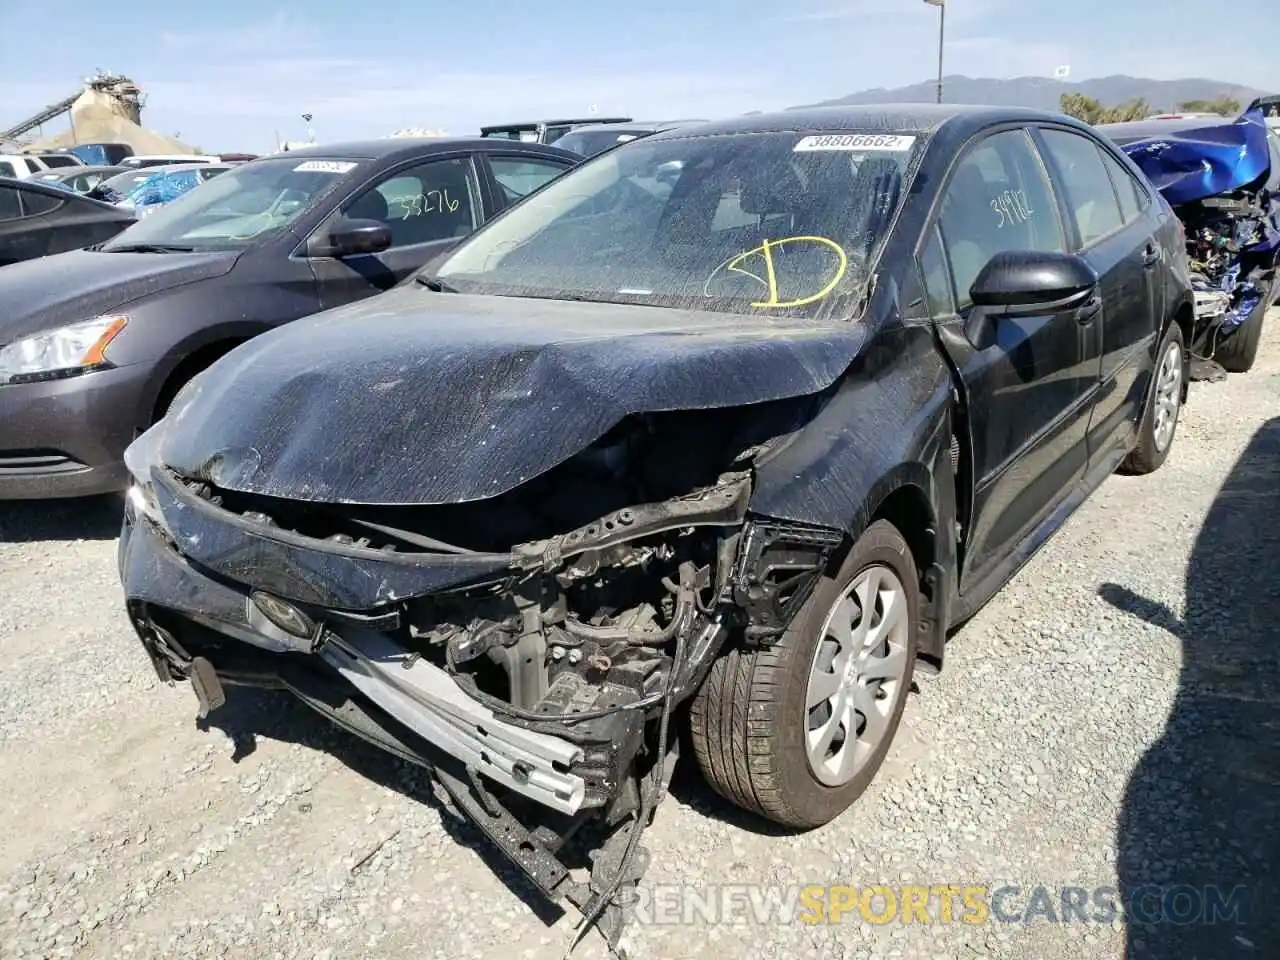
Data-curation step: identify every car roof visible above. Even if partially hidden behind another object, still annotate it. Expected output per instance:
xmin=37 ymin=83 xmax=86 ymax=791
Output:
xmin=649 ymin=103 xmax=1071 ymax=141
xmin=41 ymin=164 xmax=126 ymax=176
xmin=481 ymin=118 xmax=632 ymax=131
xmin=564 ymin=119 xmax=705 ymax=135
xmin=1097 ymin=115 xmax=1234 ymax=142
xmin=145 ymin=162 xmax=231 ymax=174
xmin=260 ymin=137 xmax=579 ymax=164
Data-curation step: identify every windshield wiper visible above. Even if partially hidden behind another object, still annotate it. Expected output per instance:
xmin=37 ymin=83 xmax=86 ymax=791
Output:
xmin=105 ymin=243 xmax=197 ymax=254
xmin=414 ymin=275 xmax=458 ymax=292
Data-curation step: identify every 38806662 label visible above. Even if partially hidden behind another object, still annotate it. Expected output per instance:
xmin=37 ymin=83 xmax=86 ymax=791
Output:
xmin=793 ymin=134 xmax=917 ymax=153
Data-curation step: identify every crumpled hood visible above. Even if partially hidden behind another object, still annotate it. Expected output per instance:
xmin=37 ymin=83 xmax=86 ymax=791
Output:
xmin=0 ymin=248 xmax=239 ymax=344
xmin=151 ymin=288 xmax=870 ymax=505
xmin=1117 ymin=105 xmax=1274 ymax=206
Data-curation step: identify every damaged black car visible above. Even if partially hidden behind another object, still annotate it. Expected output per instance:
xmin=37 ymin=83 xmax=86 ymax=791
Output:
xmin=119 ymin=105 xmax=1194 ymax=949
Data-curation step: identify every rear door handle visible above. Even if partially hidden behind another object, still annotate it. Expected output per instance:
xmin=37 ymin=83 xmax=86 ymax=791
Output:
xmin=1141 ymin=244 xmax=1161 ymax=267
xmin=1075 ymin=295 xmax=1102 ymax=324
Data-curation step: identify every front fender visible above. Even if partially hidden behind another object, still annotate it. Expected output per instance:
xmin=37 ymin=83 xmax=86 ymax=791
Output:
xmin=749 ymin=324 xmax=953 ymax=536
xmin=748 ymin=325 xmax=958 ymax=664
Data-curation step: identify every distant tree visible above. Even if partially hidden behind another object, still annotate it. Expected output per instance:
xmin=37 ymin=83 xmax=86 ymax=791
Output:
xmin=1102 ymin=98 xmax=1149 ymax=123
xmin=1059 ymin=94 xmax=1153 ymax=124
xmin=1059 ymin=93 xmax=1106 ymax=124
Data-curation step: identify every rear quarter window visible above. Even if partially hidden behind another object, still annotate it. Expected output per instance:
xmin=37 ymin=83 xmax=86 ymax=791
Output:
xmin=19 ymin=189 xmax=64 ymax=216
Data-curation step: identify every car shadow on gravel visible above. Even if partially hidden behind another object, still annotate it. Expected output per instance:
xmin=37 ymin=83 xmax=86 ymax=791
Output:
xmin=198 ymin=685 xmax=570 ymax=926
xmin=1100 ymin=415 xmax=1280 ymax=959
xmin=0 ymin=495 xmax=123 ymax=543
xmin=196 ymin=685 xmax=804 ymax=941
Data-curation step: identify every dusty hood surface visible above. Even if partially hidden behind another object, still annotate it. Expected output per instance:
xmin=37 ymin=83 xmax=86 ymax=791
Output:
xmin=155 ymin=288 xmax=870 ymax=505
xmin=0 ymin=248 xmax=239 ymax=343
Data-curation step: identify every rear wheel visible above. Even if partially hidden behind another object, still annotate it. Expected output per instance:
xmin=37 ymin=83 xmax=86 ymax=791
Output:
xmin=689 ymin=520 xmax=919 ymax=828
xmin=1122 ymin=321 xmax=1184 ymax=475
xmin=1216 ymin=276 xmax=1272 ymax=373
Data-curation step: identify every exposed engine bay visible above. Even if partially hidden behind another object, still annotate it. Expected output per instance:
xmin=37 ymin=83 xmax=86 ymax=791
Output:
xmin=1180 ymin=192 xmax=1273 ymax=340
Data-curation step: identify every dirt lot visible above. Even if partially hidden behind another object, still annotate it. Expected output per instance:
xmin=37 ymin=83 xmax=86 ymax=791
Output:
xmin=2 ymin=311 xmax=1278 ymax=960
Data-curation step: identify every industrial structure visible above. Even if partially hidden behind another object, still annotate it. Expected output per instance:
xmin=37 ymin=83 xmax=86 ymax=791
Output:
xmin=1 ymin=71 xmax=192 ymax=155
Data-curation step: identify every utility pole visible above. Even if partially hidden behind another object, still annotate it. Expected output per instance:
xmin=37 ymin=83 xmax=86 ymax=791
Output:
xmin=923 ymin=0 xmax=945 ymax=104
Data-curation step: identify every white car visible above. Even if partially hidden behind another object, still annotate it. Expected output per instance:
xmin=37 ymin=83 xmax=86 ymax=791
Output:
xmin=118 ymin=154 xmax=221 ymax=169
xmin=0 ymin=154 xmax=49 ymax=180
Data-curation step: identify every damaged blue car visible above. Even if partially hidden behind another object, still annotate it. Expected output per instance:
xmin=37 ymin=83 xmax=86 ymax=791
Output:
xmin=1102 ymin=102 xmax=1280 ymax=375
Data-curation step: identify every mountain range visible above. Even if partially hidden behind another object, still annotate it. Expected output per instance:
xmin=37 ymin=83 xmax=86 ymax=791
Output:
xmin=798 ymin=75 xmax=1276 ymax=112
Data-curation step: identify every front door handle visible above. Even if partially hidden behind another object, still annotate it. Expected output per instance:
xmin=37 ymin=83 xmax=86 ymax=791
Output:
xmin=1075 ymin=295 xmax=1102 ymax=325
xmin=1141 ymin=244 xmax=1161 ymax=267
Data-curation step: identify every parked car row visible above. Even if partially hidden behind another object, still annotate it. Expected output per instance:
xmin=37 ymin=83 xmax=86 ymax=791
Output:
xmin=33 ymin=164 xmax=128 ymax=195
xmin=1 ymin=100 xmax=1277 ymax=951
xmin=0 ymin=136 xmax=579 ymax=497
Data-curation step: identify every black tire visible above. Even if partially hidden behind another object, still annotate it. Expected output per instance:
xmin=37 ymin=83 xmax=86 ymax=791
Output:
xmin=689 ymin=519 xmax=919 ymax=828
xmin=1122 ymin=321 xmax=1185 ymax=475
xmin=1216 ymin=277 xmax=1271 ymax=373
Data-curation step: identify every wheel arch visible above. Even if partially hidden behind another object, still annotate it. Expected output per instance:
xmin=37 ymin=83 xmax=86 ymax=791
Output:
xmin=1167 ymin=296 xmax=1194 ymax=403
xmin=151 ymin=339 xmax=250 ymax=422
xmin=139 ymin=325 xmax=267 ymax=428
xmin=860 ymin=469 xmax=949 ymax=673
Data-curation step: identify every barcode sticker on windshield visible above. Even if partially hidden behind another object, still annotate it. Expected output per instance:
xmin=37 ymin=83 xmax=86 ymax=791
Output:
xmin=293 ymin=160 xmax=358 ymax=173
xmin=793 ymin=134 xmax=916 ymax=152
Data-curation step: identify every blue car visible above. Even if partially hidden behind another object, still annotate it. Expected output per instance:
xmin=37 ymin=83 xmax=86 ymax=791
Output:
xmin=123 ymin=163 xmax=232 ymax=217
xmin=1101 ymin=102 xmax=1280 ymax=373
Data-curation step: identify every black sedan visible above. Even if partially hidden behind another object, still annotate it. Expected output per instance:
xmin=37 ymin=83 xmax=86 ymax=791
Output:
xmin=0 ymin=177 xmax=135 ymax=266
xmin=119 ymin=104 xmax=1192 ymax=946
xmin=0 ymin=137 xmax=579 ymax=499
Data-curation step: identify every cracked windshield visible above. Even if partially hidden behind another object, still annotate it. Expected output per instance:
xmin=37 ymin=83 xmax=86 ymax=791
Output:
xmin=434 ymin=133 xmax=918 ymax=318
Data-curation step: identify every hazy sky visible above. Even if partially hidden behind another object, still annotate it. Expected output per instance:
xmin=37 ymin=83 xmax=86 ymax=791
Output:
xmin=2 ymin=0 xmax=1278 ymax=151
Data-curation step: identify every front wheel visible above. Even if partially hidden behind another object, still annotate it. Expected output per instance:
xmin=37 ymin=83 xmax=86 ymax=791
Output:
xmin=1122 ymin=321 xmax=1185 ymax=475
xmin=689 ymin=520 xmax=919 ymax=828
xmin=1215 ymin=276 xmax=1271 ymax=373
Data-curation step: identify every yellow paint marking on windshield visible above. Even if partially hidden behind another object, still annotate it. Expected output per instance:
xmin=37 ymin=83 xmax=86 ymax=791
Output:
xmin=718 ymin=236 xmax=849 ymax=308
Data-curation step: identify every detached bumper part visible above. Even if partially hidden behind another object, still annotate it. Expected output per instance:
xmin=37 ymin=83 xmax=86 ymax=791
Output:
xmin=1193 ymin=288 xmax=1231 ymax=321
xmin=319 ymin=626 xmax=587 ymax=815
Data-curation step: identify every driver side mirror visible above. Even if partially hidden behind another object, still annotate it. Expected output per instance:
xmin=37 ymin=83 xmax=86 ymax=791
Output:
xmin=317 ymin=217 xmax=392 ymax=258
xmin=970 ymin=249 xmax=1098 ymax=314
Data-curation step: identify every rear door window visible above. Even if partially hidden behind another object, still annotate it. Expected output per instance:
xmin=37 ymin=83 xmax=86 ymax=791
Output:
xmin=1037 ymin=129 xmax=1127 ymax=248
xmin=18 ymin=188 xmax=64 ymax=216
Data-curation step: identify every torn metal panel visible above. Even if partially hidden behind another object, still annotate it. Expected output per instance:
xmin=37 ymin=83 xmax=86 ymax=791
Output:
xmin=1117 ymin=105 xmax=1275 ymax=206
xmin=150 ymin=466 xmax=514 ymax=608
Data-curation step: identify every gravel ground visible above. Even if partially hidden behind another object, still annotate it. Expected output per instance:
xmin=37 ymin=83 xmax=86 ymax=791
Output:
xmin=2 ymin=310 xmax=1278 ymax=960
